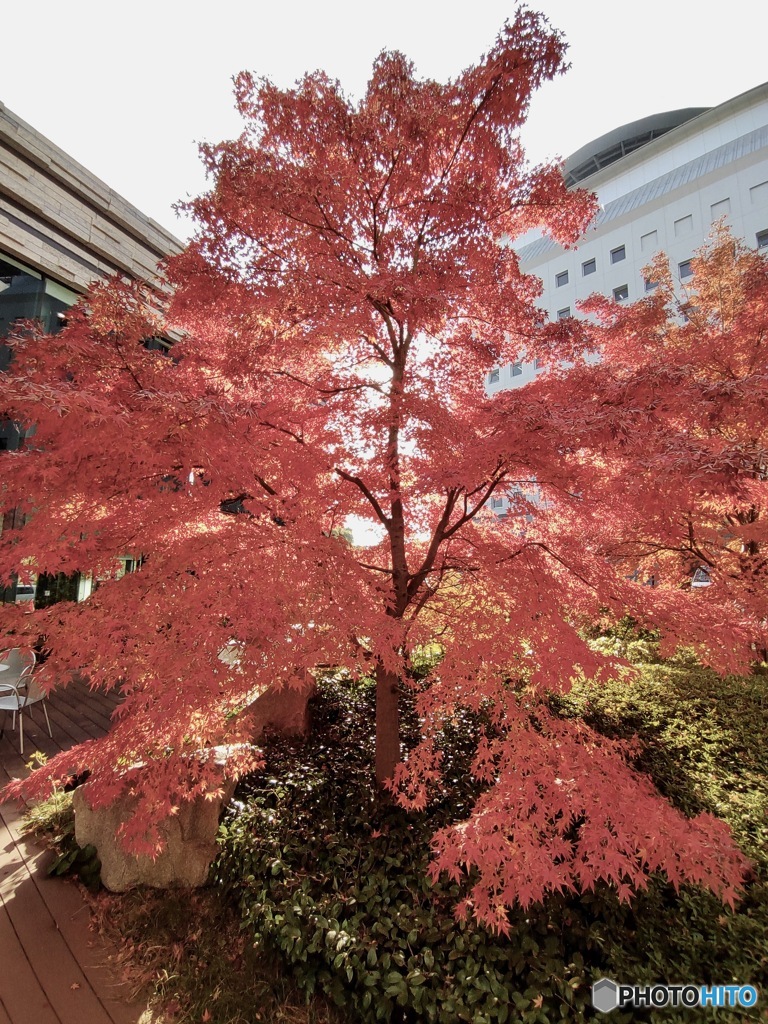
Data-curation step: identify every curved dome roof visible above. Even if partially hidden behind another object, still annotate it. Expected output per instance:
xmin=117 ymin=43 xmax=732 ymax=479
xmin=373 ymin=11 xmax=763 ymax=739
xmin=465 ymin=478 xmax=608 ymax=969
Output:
xmin=563 ymin=108 xmax=709 ymax=187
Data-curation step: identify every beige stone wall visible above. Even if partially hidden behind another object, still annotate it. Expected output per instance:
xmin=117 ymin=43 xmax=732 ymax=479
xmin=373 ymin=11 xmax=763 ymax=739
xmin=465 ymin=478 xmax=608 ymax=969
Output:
xmin=0 ymin=102 xmax=183 ymax=294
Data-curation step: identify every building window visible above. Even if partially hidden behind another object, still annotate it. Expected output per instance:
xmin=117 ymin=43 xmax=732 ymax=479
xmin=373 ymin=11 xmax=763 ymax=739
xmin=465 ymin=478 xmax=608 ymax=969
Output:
xmin=641 ymin=230 xmax=658 ymax=253
xmin=555 ymin=270 xmax=569 ymax=287
xmin=610 ymin=245 xmax=626 ymax=264
xmin=557 ymin=307 xmax=571 ymax=320
xmin=678 ymin=259 xmax=693 ymax=279
xmin=674 ymin=214 xmax=694 ymax=237
xmin=750 ymin=181 xmax=768 ymax=206
xmin=613 ymin=284 xmax=628 ymax=302
xmin=510 ymin=361 xmax=523 ymax=377
xmin=582 ymin=258 xmax=596 ymax=276
xmin=0 ymin=253 xmax=77 ymax=363
xmin=644 ymin=277 xmax=657 ymax=293
xmin=491 ymin=496 xmax=504 ymax=509
xmin=710 ymin=198 xmax=731 ymax=222
xmin=534 ymin=357 xmax=543 ymax=371
xmin=488 ymin=368 xmax=500 ymax=384
xmin=143 ymin=336 xmax=171 ymax=353
xmin=757 ymin=229 xmax=768 ymax=249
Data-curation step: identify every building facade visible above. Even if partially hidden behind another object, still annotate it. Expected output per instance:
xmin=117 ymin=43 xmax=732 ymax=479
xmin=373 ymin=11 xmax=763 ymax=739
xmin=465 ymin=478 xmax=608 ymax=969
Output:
xmin=0 ymin=102 xmax=183 ymax=602
xmin=487 ymin=81 xmax=768 ymax=399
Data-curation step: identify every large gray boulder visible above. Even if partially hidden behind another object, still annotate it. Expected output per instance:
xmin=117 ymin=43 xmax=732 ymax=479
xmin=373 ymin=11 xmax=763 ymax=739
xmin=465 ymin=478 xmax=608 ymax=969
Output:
xmin=73 ymin=776 xmax=236 ymax=892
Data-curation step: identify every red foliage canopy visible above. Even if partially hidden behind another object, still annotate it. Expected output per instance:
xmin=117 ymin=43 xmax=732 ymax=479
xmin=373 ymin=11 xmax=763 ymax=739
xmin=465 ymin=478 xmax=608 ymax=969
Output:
xmin=0 ymin=14 xmax=755 ymax=929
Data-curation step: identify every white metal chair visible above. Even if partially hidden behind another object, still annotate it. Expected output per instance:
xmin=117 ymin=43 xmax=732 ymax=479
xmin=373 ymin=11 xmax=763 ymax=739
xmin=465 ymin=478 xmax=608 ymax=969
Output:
xmin=0 ymin=649 xmax=52 ymax=755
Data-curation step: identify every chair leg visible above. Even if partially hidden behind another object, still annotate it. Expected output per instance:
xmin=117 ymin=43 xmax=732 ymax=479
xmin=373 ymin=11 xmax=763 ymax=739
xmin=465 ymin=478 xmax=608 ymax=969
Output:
xmin=19 ymin=711 xmax=24 ymax=756
xmin=42 ymin=701 xmax=52 ymax=738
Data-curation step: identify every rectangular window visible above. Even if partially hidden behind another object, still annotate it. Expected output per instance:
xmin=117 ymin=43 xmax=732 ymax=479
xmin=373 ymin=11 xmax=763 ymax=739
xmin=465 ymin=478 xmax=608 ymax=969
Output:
xmin=143 ymin=336 xmax=172 ymax=353
xmin=491 ymin=496 xmax=504 ymax=509
xmin=750 ymin=181 xmax=768 ymax=206
xmin=710 ymin=198 xmax=731 ymax=221
xmin=678 ymin=259 xmax=693 ymax=279
xmin=510 ymin=361 xmax=523 ymax=377
xmin=757 ymin=229 xmax=768 ymax=249
xmin=534 ymin=357 xmax=543 ymax=371
xmin=674 ymin=214 xmax=694 ymax=237
xmin=613 ymin=284 xmax=629 ymax=302
xmin=557 ymin=307 xmax=571 ymax=320
xmin=555 ymin=270 xmax=569 ymax=287
xmin=644 ymin=277 xmax=657 ymax=293
xmin=641 ymin=230 xmax=658 ymax=253
xmin=610 ymin=245 xmax=626 ymax=264
xmin=488 ymin=368 xmax=500 ymax=384
xmin=582 ymin=258 xmax=596 ymax=276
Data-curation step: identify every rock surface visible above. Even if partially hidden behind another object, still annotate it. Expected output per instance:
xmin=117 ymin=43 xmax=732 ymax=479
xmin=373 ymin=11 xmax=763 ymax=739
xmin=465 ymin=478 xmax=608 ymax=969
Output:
xmin=72 ymin=671 xmax=316 ymax=892
xmin=73 ymin=780 xmax=235 ymax=892
xmin=249 ymin=669 xmax=317 ymax=739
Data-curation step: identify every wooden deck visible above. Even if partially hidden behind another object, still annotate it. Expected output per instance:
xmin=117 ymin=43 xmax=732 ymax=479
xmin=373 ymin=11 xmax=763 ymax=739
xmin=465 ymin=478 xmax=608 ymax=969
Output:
xmin=0 ymin=678 xmax=146 ymax=1024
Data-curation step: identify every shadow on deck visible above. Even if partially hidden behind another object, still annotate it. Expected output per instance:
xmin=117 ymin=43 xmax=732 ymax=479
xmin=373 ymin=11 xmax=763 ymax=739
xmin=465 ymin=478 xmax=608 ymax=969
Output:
xmin=0 ymin=678 xmax=146 ymax=1024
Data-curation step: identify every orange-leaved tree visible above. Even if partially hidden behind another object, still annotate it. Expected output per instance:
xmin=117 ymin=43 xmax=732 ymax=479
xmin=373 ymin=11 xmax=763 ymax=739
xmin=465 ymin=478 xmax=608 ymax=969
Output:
xmin=0 ymin=13 xmax=750 ymax=930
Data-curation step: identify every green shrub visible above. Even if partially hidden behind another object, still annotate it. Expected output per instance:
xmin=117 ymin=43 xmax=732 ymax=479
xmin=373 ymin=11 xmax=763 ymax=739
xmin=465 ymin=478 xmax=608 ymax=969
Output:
xmin=214 ymin=668 xmax=767 ymax=1022
xmin=552 ymin=661 xmax=768 ymax=1018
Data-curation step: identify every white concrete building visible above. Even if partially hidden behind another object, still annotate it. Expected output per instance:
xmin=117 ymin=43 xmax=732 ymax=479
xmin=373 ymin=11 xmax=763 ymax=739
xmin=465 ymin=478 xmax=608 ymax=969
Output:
xmin=488 ymin=80 xmax=768 ymax=399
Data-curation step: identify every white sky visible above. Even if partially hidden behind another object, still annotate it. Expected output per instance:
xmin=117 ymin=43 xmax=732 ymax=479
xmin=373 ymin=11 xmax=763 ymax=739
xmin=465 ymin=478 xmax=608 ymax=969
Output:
xmin=1 ymin=0 xmax=765 ymax=241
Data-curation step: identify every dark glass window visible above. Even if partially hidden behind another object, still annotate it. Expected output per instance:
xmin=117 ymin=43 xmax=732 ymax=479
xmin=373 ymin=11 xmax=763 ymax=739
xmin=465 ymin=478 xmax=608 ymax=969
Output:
xmin=582 ymin=258 xmax=596 ymax=276
xmin=610 ymin=245 xmax=626 ymax=263
xmin=678 ymin=259 xmax=693 ymax=279
xmin=0 ymin=254 xmax=77 ymax=369
xmin=143 ymin=336 xmax=171 ymax=353
xmin=555 ymin=270 xmax=569 ymax=287
xmin=613 ymin=284 xmax=629 ymax=302
xmin=0 ymin=256 xmax=45 ymax=340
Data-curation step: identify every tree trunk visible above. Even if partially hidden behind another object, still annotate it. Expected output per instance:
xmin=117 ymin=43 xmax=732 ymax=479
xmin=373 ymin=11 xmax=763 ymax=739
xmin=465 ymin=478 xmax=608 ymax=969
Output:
xmin=375 ymin=661 xmax=400 ymax=788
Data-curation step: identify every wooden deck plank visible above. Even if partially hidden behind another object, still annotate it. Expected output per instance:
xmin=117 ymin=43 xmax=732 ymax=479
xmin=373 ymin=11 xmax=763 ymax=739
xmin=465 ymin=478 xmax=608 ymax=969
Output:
xmin=1 ymin=793 xmax=137 ymax=1024
xmin=0 ymin=995 xmax=15 ymax=1024
xmin=0 ymin=816 xmax=114 ymax=1024
xmin=48 ymin=691 xmax=114 ymax=736
xmin=0 ymin=907 xmax=61 ymax=1024
xmin=0 ymin=676 xmax=144 ymax=1024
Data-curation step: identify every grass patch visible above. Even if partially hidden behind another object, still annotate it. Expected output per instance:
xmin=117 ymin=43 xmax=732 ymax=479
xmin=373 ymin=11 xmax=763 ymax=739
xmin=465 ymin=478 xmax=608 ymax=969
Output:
xmin=20 ymin=788 xmax=75 ymax=847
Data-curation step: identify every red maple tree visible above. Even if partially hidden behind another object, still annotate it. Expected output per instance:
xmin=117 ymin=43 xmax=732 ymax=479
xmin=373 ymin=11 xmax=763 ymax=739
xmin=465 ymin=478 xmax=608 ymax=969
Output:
xmin=533 ymin=226 xmax=768 ymax=670
xmin=0 ymin=13 xmax=751 ymax=929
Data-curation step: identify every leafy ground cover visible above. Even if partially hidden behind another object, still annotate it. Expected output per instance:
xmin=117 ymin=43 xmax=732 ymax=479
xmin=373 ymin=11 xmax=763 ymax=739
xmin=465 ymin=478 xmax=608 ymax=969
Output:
xmin=212 ymin=662 xmax=768 ymax=1023
xmin=23 ymin=650 xmax=768 ymax=1022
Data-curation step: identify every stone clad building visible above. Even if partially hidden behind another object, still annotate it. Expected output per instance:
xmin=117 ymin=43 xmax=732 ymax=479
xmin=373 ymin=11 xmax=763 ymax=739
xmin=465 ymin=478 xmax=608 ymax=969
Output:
xmin=0 ymin=102 xmax=183 ymax=603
